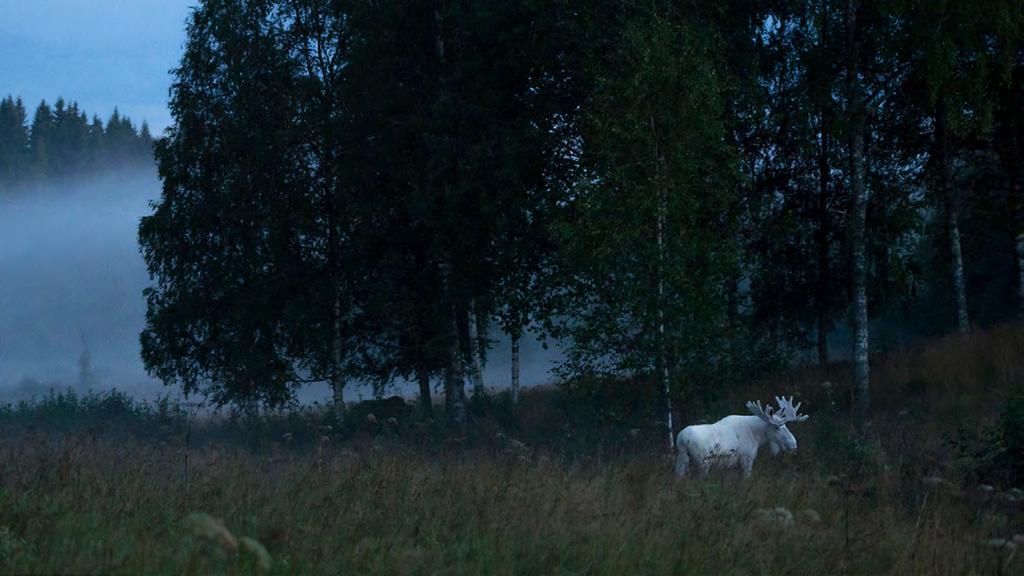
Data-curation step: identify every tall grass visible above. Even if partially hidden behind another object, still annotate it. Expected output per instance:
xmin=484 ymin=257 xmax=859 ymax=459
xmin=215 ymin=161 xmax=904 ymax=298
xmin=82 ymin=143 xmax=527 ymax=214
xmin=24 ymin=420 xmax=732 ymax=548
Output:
xmin=0 ymin=325 xmax=1022 ymax=574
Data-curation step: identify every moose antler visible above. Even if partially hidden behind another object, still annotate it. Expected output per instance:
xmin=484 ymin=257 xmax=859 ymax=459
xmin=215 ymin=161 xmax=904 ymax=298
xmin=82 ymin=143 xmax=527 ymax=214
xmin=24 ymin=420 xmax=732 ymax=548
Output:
xmin=774 ymin=395 xmax=809 ymax=423
xmin=746 ymin=400 xmax=785 ymax=426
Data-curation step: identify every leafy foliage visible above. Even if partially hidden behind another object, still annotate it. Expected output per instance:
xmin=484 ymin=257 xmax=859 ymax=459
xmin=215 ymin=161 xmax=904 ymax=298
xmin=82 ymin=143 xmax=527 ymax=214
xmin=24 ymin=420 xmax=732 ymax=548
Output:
xmin=952 ymin=393 xmax=1024 ymax=485
xmin=139 ymin=0 xmax=1024 ymax=414
xmin=547 ymin=4 xmax=741 ymax=404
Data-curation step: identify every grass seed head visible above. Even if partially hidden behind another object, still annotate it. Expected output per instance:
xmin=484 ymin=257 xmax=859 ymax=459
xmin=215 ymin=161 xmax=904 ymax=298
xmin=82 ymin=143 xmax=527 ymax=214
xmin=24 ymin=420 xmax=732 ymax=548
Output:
xmin=183 ymin=512 xmax=238 ymax=553
xmin=238 ymin=536 xmax=272 ymax=571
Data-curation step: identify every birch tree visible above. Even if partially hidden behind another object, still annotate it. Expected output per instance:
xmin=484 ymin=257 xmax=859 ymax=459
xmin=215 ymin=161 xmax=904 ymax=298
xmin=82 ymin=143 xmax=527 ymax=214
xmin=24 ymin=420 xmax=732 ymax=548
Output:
xmin=744 ymin=0 xmax=847 ymax=366
xmin=342 ymin=0 xmax=569 ymax=420
xmin=999 ymin=55 xmax=1024 ymax=318
xmin=896 ymin=0 xmax=1004 ymax=335
xmin=843 ymin=0 xmax=871 ymax=419
xmin=551 ymin=2 xmax=740 ymax=449
xmin=140 ymin=1 xmax=357 ymax=408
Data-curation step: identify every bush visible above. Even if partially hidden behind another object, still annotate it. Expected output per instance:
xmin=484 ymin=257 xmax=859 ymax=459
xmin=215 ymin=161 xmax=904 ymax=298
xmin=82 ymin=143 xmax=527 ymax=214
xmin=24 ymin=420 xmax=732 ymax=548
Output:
xmin=0 ymin=389 xmax=184 ymax=438
xmin=950 ymin=393 xmax=1024 ymax=487
xmin=811 ymin=415 xmax=878 ymax=479
xmin=1000 ymin=394 xmax=1024 ymax=480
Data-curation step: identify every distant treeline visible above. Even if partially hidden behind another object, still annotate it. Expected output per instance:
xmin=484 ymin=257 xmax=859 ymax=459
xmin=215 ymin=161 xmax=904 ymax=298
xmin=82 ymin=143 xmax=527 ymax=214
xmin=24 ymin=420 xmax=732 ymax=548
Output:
xmin=0 ymin=95 xmax=154 ymax=190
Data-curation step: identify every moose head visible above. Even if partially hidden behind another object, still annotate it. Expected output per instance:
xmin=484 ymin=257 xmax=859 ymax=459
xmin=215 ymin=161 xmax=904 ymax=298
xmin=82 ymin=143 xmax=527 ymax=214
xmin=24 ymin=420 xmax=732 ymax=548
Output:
xmin=746 ymin=396 xmax=810 ymax=455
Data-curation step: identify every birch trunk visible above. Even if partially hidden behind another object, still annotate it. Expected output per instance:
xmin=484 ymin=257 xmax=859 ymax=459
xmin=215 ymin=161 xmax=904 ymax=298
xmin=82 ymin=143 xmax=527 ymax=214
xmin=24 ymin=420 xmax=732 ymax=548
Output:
xmin=845 ymin=0 xmax=870 ymax=420
xmin=510 ymin=328 xmax=521 ymax=404
xmin=326 ymin=133 xmax=344 ymax=420
xmin=939 ymin=113 xmax=970 ymax=334
xmin=947 ymin=200 xmax=969 ymax=333
xmin=658 ymin=191 xmax=672 ymax=450
xmin=445 ymin=305 xmax=466 ymax=425
xmin=467 ymin=302 xmax=485 ymax=397
xmin=330 ymin=295 xmax=346 ymax=420
xmin=1010 ymin=63 xmax=1024 ymax=319
xmin=416 ymin=360 xmax=432 ymax=418
xmin=1007 ymin=170 xmax=1024 ymax=317
xmin=1016 ymin=176 xmax=1024 ymax=318
xmin=440 ymin=263 xmax=466 ymax=424
xmin=1017 ymin=222 xmax=1024 ymax=319
xmin=816 ymin=112 xmax=831 ymax=366
xmin=652 ymin=116 xmax=673 ymax=450
xmin=850 ymin=127 xmax=869 ymax=420
xmin=434 ymin=8 xmax=464 ymax=425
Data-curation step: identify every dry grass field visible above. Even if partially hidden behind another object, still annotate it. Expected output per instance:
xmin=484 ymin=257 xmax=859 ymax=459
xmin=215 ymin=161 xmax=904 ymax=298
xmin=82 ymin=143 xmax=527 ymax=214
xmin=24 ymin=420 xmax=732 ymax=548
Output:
xmin=1 ymin=326 xmax=1023 ymax=575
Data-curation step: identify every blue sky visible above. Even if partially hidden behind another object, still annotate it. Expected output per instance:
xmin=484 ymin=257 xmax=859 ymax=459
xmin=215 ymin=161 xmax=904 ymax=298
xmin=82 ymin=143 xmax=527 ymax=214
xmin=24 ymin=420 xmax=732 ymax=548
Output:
xmin=0 ymin=0 xmax=196 ymax=134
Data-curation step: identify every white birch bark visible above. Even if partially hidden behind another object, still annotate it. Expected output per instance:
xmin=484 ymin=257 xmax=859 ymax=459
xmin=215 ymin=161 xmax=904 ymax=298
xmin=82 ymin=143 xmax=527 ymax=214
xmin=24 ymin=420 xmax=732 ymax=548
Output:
xmin=948 ymin=204 xmax=969 ymax=333
xmin=652 ymin=115 xmax=673 ymax=450
xmin=440 ymin=264 xmax=466 ymax=424
xmin=940 ymin=115 xmax=970 ymax=334
xmin=850 ymin=130 xmax=869 ymax=419
xmin=467 ymin=302 xmax=485 ymax=397
xmin=1017 ymin=224 xmax=1024 ymax=318
xmin=434 ymin=8 xmax=465 ymax=425
xmin=416 ymin=360 xmax=433 ymax=418
xmin=658 ymin=191 xmax=673 ymax=450
xmin=446 ymin=306 xmax=466 ymax=424
xmin=846 ymin=0 xmax=870 ymax=420
xmin=817 ymin=111 xmax=831 ymax=367
xmin=331 ymin=294 xmax=346 ymax=420
xmin=510 ymin=328 xmax=520 ymax=404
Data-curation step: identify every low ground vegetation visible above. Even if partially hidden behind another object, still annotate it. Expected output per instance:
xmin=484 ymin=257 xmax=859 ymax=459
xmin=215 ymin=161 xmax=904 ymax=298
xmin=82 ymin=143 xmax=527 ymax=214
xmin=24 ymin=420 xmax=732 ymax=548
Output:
xmin=1 ymin=326 xmax=1023 ymax=574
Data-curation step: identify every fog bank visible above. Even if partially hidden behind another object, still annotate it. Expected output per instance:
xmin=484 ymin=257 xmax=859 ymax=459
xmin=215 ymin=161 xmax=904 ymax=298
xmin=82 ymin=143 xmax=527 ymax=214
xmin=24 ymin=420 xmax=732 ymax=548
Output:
xmin=0 ymin=170 xmax=160 ymax=400
xmin=0 ymin=171 xmax=562 ymax=404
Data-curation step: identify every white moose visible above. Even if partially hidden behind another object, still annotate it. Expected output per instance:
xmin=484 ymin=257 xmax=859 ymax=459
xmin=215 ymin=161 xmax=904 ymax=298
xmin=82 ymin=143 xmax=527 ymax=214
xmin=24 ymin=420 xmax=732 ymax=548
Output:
xmin=675 ymin=396 xmax=809 ymax=478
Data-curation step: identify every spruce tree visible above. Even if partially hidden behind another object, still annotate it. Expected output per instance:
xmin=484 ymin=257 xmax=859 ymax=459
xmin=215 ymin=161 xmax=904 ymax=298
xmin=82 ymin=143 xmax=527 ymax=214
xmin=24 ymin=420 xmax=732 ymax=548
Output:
xmin=29 ymin=100 xmax=54 ymax=181
xmin=0 ymin=96 xmax=29 ymax=190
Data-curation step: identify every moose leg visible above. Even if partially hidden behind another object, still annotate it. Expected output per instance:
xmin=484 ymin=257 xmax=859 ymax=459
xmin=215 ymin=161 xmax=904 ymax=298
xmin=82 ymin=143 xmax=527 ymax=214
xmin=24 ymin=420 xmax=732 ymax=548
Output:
xmin=675 ymin=448 xmax=690 ymax=477
xmin=740 ymin=456 xmax=754 ymax=479
xmin=696 ymin=456 xmax=711 ymax=479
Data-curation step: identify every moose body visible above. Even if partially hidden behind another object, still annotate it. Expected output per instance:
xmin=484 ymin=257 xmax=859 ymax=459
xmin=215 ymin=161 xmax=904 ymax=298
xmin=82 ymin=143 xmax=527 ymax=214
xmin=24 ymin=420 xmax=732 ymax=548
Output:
xmin=675 ymin=397 xmax=808 ymax=479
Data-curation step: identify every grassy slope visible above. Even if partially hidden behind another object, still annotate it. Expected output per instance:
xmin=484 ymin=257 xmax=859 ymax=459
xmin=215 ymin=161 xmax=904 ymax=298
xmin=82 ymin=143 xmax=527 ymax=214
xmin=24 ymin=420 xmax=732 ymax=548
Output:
xmin=1 ymin=326 xmax=1023 ymax=575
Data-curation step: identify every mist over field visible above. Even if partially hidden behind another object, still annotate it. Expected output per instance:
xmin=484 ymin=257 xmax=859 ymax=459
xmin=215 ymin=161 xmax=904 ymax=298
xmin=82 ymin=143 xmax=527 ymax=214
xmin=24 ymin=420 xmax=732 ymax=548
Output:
xmin=0 ymin=172 xmax=562 ymax=403
xmin=0 ymin=170 xmax=159 ymax=399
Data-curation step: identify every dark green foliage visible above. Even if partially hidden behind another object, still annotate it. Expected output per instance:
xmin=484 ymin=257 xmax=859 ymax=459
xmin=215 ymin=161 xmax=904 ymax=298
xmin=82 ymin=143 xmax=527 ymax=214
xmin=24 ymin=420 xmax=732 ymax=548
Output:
xmin=139 ymin=0 xmax=1024 ymax=416
xmin=141 ymin=0 xmax=576 ymax=413
xmin=740 ymin=0 xmax=848 ymax=360
xmin=140 ymin=0 xmax=318 ymax=408
xmin=1001 ymin=395 xmax=1024 ymax=480
xmin=547 ymin=2 xmax=742 ymax=404
xmin=0 ymin=389 xmax=184 ymax=439
xmin=952 ymin=393 xmax=1024 ymax=486
xmin=812 ymin=416 xmax=878 ymax=479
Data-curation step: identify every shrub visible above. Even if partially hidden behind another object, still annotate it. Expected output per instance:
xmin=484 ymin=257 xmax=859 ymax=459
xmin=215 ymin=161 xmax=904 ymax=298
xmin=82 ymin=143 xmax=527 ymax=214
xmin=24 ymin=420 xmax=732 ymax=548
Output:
xmin=811 ymin=415 xmax=878 ymax=479
xmin=950 ymin=393 xmax=1024 ymax=486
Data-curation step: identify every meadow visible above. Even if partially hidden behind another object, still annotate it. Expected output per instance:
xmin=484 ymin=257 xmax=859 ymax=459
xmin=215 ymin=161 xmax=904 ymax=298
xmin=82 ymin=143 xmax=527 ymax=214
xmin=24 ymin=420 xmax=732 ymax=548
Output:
xmin=1 ymin=326 xmax=1023 ymax=575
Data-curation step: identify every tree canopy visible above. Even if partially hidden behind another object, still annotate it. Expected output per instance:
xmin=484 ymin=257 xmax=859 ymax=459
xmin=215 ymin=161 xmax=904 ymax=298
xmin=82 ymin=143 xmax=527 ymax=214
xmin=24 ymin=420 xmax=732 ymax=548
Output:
xmin=140 ymin=0 xmax=1024 ymax=426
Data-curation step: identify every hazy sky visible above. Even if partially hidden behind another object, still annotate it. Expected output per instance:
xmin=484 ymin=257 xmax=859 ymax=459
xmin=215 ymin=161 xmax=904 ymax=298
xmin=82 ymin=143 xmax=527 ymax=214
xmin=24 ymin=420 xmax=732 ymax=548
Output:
xmin=0 ymin=0 xmax=196 ymax=134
